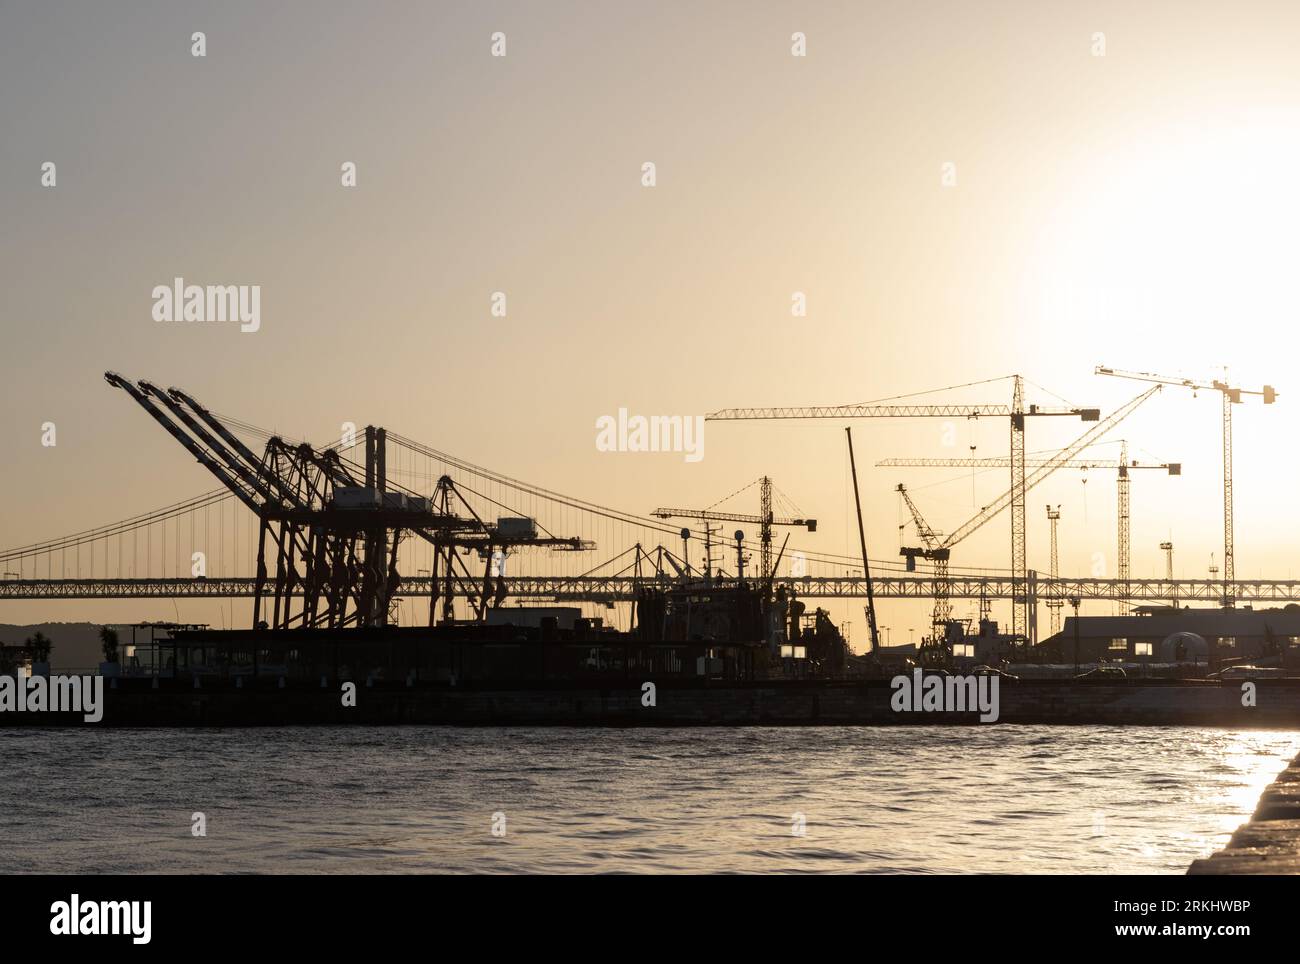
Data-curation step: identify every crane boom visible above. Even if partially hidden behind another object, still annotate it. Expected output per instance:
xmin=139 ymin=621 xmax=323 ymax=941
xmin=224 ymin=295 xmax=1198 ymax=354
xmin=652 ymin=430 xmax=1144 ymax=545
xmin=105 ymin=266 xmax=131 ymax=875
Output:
xmin=940 ymin=386 xmax=1159 ymax=550
xmin=1095 ymin=366 xmax=1276 ymax=401
xmin=895 ymin=484 xmax=942 ymax=549
xmin=845 ymin=428 xmax=881 ymax=653
xmin=896 ymin=483 xmax=951 ymax=630
xmin=651 ymin=508 xmax=815 ymax=528
xmin=104 ymin=372 xmax=266 ymax=515
xmin=708 ymin=403 xmax=1098 ymax=420
xmin=878 ymin=456 xmax=1179 ymax=472
xmin=138 ymin=380 xmax=293 ymax=511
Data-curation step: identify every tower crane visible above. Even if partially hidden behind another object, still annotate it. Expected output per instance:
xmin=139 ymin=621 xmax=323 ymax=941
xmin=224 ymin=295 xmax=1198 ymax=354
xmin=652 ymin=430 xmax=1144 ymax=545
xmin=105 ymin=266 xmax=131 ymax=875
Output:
xmin=879 ymin=440 xmax=1180 ymax=607
xmin=1096 ymin=366 xmax=1277 ymax=607
xmin=1046 ymin=505 xmax=1062 ymax=636
xmin=1160 ymin=540 xmax=1176 ymax=609
xmin=894 ymin=483 xmax=951 ymax=633
xmin=651 ymin=477 xmax=815 ymax=583
xmin=887 ymin=388 xmax=1160 ymax=644
xmin=708 ymin=375 xmax=1105 ymax=640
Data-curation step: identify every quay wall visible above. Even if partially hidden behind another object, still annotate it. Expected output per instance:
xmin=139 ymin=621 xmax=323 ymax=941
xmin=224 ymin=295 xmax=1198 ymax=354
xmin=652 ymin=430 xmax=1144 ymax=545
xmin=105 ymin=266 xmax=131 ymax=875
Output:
xmin=1189 ymin=750 xmax=1300 ymax=874
xmin=6 ymin=677 xmax=1300 ymax=727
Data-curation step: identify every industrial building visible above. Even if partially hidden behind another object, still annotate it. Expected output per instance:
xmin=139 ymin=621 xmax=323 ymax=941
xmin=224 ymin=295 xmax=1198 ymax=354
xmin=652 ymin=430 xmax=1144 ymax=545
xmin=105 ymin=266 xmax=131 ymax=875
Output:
xmin=1037 ymin=605 xmax=1300 ymax=667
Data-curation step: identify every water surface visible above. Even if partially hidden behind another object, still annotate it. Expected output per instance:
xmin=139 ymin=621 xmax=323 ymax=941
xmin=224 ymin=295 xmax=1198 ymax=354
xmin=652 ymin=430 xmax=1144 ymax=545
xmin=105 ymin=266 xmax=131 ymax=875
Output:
xmin=1 ymin=726 xmax=1293 ymax=873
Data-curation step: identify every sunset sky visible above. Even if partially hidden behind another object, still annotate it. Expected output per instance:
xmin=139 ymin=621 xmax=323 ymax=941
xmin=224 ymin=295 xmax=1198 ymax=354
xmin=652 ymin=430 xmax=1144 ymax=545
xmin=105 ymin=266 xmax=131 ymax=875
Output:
xmin=3 ymin=1 xmax=1300 ymax=641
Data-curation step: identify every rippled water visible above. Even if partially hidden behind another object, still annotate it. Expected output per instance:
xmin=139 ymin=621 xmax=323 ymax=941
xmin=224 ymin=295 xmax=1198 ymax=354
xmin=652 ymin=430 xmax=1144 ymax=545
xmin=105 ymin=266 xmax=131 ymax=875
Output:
xmin=0 ymin=726 xmax=1295 ymax=874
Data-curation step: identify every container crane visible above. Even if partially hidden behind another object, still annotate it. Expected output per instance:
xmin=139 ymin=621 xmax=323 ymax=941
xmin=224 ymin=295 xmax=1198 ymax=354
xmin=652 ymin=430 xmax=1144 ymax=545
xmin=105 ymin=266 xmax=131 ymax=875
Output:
xmin=1096 ymin=366 xmax=1277 ymax=607
xmin=105 ymin=374 xmax=588 ymax=630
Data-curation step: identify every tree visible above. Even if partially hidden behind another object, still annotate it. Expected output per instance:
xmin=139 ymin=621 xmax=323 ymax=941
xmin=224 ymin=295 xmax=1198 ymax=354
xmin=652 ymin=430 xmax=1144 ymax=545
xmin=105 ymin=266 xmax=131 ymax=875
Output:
xmin=25 ymin=631 xmax=51 ymax=663
xmin=99 ymin=626 xmax=120 ymax=664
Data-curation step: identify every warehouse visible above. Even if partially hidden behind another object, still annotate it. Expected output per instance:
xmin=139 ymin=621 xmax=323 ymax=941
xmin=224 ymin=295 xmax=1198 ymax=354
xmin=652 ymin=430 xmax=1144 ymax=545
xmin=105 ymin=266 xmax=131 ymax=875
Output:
xmin=1037 ymin=605 xmax=1300 ymax=667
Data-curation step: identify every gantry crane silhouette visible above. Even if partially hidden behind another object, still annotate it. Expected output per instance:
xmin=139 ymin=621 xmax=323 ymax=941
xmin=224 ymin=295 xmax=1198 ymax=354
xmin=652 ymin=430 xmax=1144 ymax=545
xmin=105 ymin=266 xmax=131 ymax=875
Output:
xmin=104 ymin=373 xmax=589 ymax=629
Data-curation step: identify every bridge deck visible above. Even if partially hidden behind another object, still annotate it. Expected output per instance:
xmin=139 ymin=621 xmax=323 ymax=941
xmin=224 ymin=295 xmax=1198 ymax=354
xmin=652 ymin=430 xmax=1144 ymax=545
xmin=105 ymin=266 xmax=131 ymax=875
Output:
xmin=1 ymin=575 xmax=1297 ymax=602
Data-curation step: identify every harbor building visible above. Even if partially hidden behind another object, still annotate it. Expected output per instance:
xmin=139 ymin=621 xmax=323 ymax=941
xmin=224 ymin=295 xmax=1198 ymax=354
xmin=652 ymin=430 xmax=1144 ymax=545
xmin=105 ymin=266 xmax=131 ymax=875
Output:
xmin=1037 ymin=605 xmax=1300 ymax=667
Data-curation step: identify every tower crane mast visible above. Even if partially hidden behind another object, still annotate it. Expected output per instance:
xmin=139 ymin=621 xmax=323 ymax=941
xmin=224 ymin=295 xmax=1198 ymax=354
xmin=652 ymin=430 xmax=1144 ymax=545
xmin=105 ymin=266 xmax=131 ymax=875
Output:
xmin=1161 ymin=540 xmax=1176 ymax=609
xmin=1046 ymin=505 xmax=1062 ymax=635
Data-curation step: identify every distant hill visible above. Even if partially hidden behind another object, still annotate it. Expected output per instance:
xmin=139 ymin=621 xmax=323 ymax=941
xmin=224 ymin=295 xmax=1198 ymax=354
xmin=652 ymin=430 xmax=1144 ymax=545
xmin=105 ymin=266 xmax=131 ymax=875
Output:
xmin=0 ymin=622 xmax=108 ymax=670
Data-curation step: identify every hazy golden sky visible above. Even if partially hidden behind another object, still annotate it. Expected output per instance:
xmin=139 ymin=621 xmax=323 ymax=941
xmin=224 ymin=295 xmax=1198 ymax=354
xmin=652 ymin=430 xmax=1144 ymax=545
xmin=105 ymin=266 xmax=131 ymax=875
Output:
xmin=4 ymin=0 xmax=1300 ymax=639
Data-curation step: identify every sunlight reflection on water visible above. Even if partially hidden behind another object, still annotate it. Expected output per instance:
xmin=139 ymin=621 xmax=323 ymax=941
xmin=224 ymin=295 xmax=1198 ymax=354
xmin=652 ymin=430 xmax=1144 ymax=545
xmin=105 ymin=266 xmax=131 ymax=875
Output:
xmin=0 ymin=725 xmax=1294 ymax=874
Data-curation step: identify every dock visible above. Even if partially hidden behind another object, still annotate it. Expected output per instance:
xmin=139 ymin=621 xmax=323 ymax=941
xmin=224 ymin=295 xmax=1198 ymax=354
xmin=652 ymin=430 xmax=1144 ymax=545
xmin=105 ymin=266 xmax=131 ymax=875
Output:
xmin=11 ymin=676 xmax=1300 ymax=727
xmin=1189 ymin=751 xmax=1300 ymax=874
